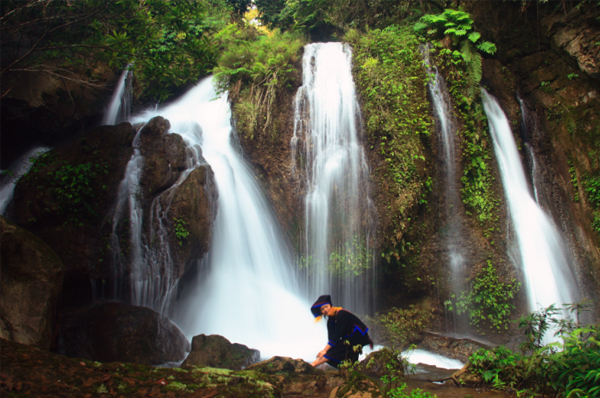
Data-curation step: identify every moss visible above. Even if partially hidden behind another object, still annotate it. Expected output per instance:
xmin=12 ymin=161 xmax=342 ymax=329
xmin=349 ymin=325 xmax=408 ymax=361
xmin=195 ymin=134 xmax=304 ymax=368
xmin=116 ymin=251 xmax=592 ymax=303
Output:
xmin=347 ymin=24 xmax=433 ymax=257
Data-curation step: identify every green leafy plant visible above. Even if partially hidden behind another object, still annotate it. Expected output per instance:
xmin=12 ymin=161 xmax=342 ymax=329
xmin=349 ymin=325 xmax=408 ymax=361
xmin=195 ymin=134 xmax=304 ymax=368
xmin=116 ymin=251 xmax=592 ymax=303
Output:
xmin=213 ymin=24 xmax=304 ymax=139
xmin=466 ymin=302 xmax=599 ymax=398
xmin=414 ymin=8 xmax=496 ymax=101
xmin=174 ymin=217 xmax=190 ymax=246
xmin=453 ymin=260 xmax=520 ymax=331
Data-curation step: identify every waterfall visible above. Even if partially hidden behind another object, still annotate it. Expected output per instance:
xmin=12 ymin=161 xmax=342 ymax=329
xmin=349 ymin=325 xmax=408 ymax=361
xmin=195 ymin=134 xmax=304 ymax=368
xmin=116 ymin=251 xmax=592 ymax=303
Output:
xmin=482 ymin=90 xmax=579 ymax=338
xmin=129 ymin=77 xmax=323 ymax=360
xmin=292 ymin=42 xmax=376 ymax=315
xmin=422 ymin=46 xmax=467 ymax=331
xmin=103 ymin=66 xmax=133 ymax=126
xmin=0 ymin=147 xmax=50 ymax=215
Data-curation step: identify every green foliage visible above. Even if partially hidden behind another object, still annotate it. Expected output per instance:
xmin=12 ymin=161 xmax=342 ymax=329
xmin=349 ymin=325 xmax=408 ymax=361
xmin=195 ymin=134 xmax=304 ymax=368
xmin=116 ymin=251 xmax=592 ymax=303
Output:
xmin=451 ymin=260 xmax=520 ymax=332
xmin=348 ymin=24 xmax=432 ymax=250
xmin=174 ymin=217 xmax=190 ymax=246
xmin=1 ymin=0 xmax=233 ymax=101
xmin=255 ymin=0 xmax=432 ymax=34
xmin=430 ymin=45 xmax=499 ymax=226
xmin=213 ymin=24 xmax=304 ymax=139
xmin=467 ymin=303 xmax=599 ymax=398
xmin=415 ymin=8 xmax=496 ymax=102
xmin=368 ymin=306 xmax=434 ymax=349
xmin=583 ymin=174 xmax=600 ymax=206
xmin=385 ymin=383 xmax=437 ymax=398
xmin=20 ymin=152 xmax=108 ymax=226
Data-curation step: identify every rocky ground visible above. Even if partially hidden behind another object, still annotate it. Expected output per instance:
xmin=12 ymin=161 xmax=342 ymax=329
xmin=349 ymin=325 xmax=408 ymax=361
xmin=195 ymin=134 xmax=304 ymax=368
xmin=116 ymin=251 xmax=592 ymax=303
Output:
xmin=1 ymin=337 xmax=510 ymax=398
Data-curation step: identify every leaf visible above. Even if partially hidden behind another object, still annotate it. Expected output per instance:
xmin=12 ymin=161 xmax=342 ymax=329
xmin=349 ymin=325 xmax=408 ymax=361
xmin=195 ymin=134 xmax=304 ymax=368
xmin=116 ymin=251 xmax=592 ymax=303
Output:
xmin=468 ymin=32 xmax=481 ymax=43
xmin=476 ymin=41 xmax=497 ymax=55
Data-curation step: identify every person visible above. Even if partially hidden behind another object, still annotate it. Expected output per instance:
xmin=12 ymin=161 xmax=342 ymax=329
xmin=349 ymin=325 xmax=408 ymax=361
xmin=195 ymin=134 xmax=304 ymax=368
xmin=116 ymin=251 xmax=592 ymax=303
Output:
xmin=310 ymin=294 xmax=373 ymax=367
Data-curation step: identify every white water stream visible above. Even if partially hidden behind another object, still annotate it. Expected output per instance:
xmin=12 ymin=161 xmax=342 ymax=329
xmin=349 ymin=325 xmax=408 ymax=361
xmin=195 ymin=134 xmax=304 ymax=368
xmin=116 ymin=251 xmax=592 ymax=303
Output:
xmin=103 ymin=66 xmax=133 ymax=126
xmin=292 ymin=42 xmax=376 ymax=314
xmin=482 ymin=90 xmax=579 ymax=338
xmin=130 ymin=77 xmax=324 ymax=360
xmin=422 ymin=46 xmax=467 ymax=332
xmin=0 ymin=147 xmax=50 ymax=215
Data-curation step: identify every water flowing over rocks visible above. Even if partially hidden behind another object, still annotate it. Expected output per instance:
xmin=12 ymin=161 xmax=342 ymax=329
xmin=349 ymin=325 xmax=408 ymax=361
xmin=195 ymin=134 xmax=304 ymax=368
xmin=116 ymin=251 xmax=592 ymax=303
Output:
xmin=182 ymin=334 xmax=260 ymax=370
xmin=57 ymin=302 xmax=189 ymax=365
xmin=0 ymin=217 xmax=64 ymax=350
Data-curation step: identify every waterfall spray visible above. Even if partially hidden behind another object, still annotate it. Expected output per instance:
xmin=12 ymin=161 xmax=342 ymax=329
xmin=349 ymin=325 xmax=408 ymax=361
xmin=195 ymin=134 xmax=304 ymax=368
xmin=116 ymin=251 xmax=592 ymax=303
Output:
xmin=482 ymin=89 xmax=579 ymax=341
xmin=103 ymin=65 xmax=133 ymax=126
xmin=292 ymin=42 xmax=376 ymax=315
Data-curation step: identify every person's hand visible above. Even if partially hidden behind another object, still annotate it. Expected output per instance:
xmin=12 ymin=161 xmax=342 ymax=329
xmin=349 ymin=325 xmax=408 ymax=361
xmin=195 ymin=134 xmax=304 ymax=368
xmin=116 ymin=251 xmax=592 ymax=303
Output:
xmin=317 ymin=349 xmax=327 ymax=358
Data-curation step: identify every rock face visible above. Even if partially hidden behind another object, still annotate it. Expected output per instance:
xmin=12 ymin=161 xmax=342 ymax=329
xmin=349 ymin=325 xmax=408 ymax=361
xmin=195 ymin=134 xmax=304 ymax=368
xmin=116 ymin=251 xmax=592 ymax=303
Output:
xmin=10 ymin=122 xmax=135 ymax=307
xmin=470 ymin=0 xmax=600 ymax=317
xmin=182 ymin=334 xmax=260 ymax=370
xmin=58 ymin=302 xmax=190 ymax=365
xmin=0 ymin=217 xmax=64 ymax=350
xmin=111 ymin=116 xmax=217 ymax=306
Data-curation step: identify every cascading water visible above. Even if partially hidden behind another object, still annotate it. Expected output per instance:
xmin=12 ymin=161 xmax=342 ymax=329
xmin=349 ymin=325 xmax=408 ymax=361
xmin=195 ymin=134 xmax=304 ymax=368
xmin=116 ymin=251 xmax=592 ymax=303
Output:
xmin=129 ymin=77 xmax=323 ymax=360
xmin=482 ymin=90 xmax=579 ymax=340
xmin=0 ymin=147 xmax=50 ymax=215
xmin=103 ymin=66 xmax=133 ymax=126
xmin=292 ymin=42 xmax=376 ymax=314
xmin=422 ymin=46 xmax=467 ymax=331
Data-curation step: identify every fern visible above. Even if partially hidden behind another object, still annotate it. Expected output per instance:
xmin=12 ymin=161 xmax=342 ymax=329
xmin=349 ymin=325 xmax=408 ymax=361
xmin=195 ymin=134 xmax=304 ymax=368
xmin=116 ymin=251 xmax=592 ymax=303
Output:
xmin=414 ymin=7 xmax=496 ymax=101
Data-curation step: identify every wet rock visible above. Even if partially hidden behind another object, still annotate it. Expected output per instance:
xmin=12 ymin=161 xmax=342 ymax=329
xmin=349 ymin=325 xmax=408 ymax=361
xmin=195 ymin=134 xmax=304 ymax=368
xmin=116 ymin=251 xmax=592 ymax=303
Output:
xmin=357 ymin=348 xmax=405 ymax=377
xmin=138 ymin=116 xmax=188 ymax=197
xmin=57 ymin=302 xmax=189 ymax=365
xmin=418 ymin=332 xmax=491 ymax=363
xmin=330 ymin=372 xmax=382 ymax=398
xmin=246 ymin=356 xmax=315 ymax=375
xmin=165 ymin=164 xmax=217 ymax=276
xmin=182 ymin=334 xmax=259 ymax=370
xmin=247 ymin=356 xmax=334 ymax=396
xmin=0 ymin=217 xmax=64 ymax=350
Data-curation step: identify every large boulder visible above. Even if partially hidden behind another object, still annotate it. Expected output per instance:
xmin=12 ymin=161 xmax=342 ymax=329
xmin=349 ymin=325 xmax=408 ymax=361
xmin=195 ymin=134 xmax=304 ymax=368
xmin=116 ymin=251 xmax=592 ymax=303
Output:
xmin=0 ymin=217 xmax=64 ymax=350
xmin=138 ymin=117 xmax=188 ymax=197
xmin=57 ymin=302 xmax=190 ymax=365
xmin=182 ymin=334 xmax=260 ymax=370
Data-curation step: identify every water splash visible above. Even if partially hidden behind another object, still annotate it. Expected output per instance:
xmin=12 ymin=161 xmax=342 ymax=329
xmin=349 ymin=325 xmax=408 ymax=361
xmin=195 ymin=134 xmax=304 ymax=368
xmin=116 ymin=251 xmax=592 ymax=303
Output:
xmin=292 ymin=42 xmax=376 ymax=315
xmin=0 ymin=147 xmax=50 ymax=215
xmin=103 ymin=65 xmax=133 ymax=126
xmin=482 ymin=90 xmax=579 ymax=341
xmin=128 ymin=77 xmax=324 ymax=360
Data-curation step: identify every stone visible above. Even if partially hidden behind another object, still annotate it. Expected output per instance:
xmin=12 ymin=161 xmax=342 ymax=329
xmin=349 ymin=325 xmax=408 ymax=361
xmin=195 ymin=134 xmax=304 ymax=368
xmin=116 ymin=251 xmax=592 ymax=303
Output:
xmin=246 ymin=356 xmax=315 ymax=375
xmin=57 ymin=302 xmax=190 ymax=365
xmin=418 ymin=332 xmax=491 ymax=363
xmin=182 ymin=334 xmax=259 ymax=370
xmin=329 ymin=373 xmax=382 ymax=398
xmin=0 ymin=217 xmax=64 ymax=350
xmin=357 ymin=348 xmax=405 ymax=377
xmin=138 ymin=116 xmax=188 ymax=197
